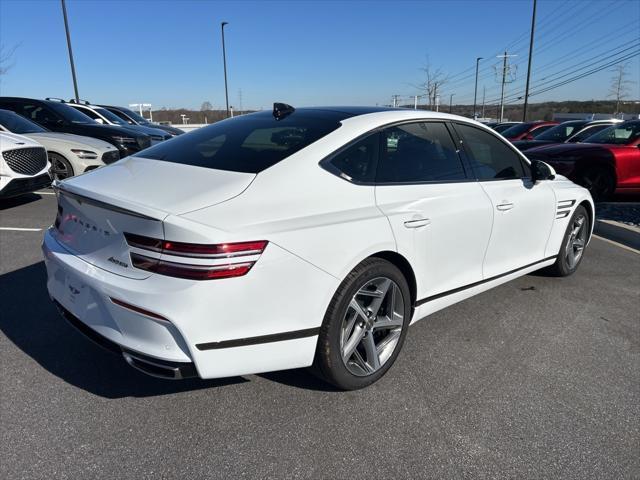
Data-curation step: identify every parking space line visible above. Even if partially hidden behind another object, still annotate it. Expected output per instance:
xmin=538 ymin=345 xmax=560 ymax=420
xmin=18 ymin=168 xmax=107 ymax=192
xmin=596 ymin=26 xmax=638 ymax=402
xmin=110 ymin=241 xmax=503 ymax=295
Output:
xmin=0 ymin=227 xmax=42 ymax=232
xmin=593 ymin=234 xmax=640 ymax=255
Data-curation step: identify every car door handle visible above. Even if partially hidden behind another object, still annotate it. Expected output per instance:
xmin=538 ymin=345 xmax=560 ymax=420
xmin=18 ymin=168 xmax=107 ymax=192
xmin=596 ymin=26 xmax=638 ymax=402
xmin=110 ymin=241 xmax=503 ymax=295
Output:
xmin=404 ymin=218 xmax=431 ymax=228
xmin=496 ymin=202 xmax=514 ymax=211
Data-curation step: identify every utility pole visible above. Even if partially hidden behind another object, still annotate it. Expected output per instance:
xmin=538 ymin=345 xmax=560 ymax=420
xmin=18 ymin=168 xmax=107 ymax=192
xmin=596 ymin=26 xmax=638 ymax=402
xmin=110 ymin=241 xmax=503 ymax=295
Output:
xmin=221 ymin=21 xmax=230 ymax=118
xmin=61 ymin=0 xmax=79 ymax=102
xmin=449 ymin=93 xmax=455 ymax=113
xmin=481 ymin=85 xmax=486 ymax=119
xmin=522 ymin=0 xmax=537 ymax=122
xmin=392 ymin=95 xmax=399 ymax=107
xmin=414 ymin=95 xmax=418 ymax=110
xmin=473 ymin=57 xmax=482 ymax=119
xmin=496 ymin=51 xmax=517 ymax=122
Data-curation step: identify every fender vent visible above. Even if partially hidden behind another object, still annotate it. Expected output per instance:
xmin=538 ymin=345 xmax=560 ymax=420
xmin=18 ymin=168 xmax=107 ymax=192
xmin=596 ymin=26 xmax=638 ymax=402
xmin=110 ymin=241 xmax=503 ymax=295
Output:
xmin=556 ymin=199 xmax=576 ymax=219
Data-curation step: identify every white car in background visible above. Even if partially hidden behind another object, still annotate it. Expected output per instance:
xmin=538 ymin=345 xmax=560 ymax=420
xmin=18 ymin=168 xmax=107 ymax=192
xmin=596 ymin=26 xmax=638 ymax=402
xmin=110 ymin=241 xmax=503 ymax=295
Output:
xmin=0 ymin=109 xmax=119 ymax=180
xmin=0 ymin=131 xmax=50 ymax=198
xmin=44 ymin=105 xmax=594 ymax=390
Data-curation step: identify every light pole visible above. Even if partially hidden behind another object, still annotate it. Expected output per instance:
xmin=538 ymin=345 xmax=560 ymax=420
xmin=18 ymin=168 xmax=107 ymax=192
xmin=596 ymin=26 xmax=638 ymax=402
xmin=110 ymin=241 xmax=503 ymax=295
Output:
xmin=473 ymin=57 xmax=482 ymax=119
xmin=61 ymin=0 xmax=79 ymax=102
xmin=449 ymin=93 xmax=455 ymax=113
xmin=522 ymin=0 xmax=537 ymax=122
xmin=221 ymin=21 xmax=230 ymax=118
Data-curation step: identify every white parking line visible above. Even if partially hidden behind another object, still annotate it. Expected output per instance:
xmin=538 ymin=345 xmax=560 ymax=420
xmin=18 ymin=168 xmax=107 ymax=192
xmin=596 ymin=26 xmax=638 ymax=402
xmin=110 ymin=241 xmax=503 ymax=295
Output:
xmin=0 ymin=227 xmax=42 ymax=232
xmin=593 ymin=234 xmax=640 ymax=255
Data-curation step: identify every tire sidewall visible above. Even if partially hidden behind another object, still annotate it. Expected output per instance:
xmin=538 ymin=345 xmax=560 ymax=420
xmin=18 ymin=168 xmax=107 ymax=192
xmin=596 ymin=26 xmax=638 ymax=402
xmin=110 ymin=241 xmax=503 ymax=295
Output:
xmin=556 ymin=205 xmax=589 ymax=276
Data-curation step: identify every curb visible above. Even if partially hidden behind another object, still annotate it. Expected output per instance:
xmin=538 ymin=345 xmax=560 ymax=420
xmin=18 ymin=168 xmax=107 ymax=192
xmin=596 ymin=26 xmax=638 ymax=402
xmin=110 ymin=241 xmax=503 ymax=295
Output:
xmin=593 ymin=219 xmax=640 ymax=251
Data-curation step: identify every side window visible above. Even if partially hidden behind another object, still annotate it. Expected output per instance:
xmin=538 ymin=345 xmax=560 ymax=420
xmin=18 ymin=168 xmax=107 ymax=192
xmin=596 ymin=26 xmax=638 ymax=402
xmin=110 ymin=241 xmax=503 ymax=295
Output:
xmin=71 ymin=106 xmax=99 ymax=121
xmin=327 ymin=133 xmax=378 ymax=183
xmin=20 ymin=104 xmax=60 ymax=126
xmin=568 ymin=124 xmax=608 ymax=143
xmin=377 ymin=122 xmax=465 ymax=183
xmin=455 ymin=123 xmax=525 ymax=180
xmin=531 ymin=125 xmax=554 ymax=137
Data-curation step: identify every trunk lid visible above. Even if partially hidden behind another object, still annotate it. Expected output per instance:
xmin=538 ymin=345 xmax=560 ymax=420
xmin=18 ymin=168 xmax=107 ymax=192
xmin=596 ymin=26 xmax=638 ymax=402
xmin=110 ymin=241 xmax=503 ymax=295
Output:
xmin=51 ymin=157 xmax=255 ymax=278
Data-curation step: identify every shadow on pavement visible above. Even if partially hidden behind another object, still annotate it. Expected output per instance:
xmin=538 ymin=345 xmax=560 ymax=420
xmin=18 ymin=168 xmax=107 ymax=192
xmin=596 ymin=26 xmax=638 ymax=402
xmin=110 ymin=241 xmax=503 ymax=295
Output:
xmin=0 ymin=193 xmax=42 ymax=210
xmin=0 ymin=262 xmax=248 ymax=398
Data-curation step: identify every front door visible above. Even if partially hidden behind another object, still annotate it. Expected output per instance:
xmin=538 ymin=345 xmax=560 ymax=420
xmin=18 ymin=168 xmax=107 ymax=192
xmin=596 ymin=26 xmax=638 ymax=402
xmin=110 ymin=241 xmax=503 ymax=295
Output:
xmin=453 ymin=123 xmax=556 ymax=278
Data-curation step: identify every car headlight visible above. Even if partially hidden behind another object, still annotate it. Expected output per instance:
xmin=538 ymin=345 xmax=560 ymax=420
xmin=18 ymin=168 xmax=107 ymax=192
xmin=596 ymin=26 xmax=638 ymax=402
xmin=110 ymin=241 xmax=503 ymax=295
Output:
xmin=112 ymin=136 xmax=137 ymax=144
xmin=71 ymin=149 xmax=99 ymax=159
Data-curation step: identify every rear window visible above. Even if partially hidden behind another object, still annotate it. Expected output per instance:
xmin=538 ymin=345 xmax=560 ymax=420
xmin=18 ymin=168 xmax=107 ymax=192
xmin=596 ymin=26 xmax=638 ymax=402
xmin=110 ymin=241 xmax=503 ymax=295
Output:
xmin=135 ymin=110 xmax=345 ymax=173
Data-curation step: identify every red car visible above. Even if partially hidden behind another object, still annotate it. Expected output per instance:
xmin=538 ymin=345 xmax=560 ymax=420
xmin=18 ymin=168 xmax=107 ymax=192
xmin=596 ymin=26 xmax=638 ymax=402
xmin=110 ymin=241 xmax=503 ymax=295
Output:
xmin=500 ymin=121 xmax=559 ymax=141
xmin=525 ymin=120 xmax=640 ymax=200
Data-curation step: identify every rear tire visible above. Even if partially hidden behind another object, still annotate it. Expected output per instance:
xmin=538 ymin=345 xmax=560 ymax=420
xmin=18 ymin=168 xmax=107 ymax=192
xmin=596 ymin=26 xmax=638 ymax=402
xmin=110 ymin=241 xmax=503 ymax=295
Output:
xmin=49 ymin=152 xmax=75 ymax=181
xmin=578 ymin=167 xmax=615 ymax=202
xmin=313 ymin=258 xmax=411 ymax=390
xmin=546 ymin=205 xmax=589 ymax=277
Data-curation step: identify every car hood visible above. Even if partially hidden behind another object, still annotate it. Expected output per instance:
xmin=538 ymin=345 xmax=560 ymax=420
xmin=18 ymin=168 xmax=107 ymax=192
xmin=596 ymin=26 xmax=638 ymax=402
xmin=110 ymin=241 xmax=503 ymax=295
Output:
xmin=524 ymin=143 xmax=620 ymax=160
xmin=512 ymin=139 xmax=555 ymax=151
xmin=0 ymin=131 xmax=43 ymax=149
xmin=27 ymin=132 xmax=117 ymax=151
xmin=59 ymin=156 xmax=256 ymax=215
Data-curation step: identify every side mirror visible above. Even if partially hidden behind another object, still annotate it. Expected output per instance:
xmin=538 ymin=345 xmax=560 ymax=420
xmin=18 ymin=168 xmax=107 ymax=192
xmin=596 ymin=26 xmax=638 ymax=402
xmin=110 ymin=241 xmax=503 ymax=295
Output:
xmin=531 ymin=159 xmax=556 ymax=182
xmin=94 ymin=118 xmax=105 ymax=124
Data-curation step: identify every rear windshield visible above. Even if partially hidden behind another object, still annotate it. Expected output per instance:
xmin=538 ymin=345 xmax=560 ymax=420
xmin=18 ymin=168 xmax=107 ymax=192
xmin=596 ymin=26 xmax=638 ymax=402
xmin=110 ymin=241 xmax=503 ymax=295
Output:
xmin=135 ymin=110 xmax=345 ymax=173
xmin=501 ymin=123 xmax=534 ymax=137
xmin=536 ymin=122 xmax=585 ymax=142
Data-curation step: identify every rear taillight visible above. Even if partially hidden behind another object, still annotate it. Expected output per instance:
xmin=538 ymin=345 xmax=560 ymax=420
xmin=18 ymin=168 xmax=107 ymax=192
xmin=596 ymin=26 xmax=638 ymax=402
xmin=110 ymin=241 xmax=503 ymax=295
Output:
xmin=124 ymin=233 xmax=267 ymax=280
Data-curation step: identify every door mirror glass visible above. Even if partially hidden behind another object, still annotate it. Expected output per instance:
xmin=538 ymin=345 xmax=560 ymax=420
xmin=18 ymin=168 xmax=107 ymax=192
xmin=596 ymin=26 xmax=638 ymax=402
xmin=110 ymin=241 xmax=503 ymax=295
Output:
xmin=531 ymin=160 xmax=555 ymax=182
xmin=94 ymin=118 xmax=105 ymax=124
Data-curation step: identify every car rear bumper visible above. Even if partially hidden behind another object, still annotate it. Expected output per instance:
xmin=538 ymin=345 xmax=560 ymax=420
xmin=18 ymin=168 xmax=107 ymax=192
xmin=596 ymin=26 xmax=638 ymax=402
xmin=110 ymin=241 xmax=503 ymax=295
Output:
xmin=0 ymin=173 xmax=51 ymax=198
xmin=42 ymin=228 xmax=338 ymax=380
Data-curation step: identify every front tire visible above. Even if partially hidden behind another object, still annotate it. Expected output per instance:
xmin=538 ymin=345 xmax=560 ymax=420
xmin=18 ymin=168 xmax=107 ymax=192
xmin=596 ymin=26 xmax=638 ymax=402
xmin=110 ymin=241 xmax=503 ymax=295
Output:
xmin=49 ymin=152 xmax=75 ymax=181
xmin=314 ymin=258 xmax=411 ymax=390
xmin=546 ymin=205 xmax=589 ymax=277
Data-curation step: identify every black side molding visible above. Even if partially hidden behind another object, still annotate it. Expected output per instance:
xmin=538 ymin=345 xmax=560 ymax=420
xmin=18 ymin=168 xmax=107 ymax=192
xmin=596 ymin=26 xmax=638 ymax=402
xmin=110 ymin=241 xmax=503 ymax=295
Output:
xmin=196 ymin=327 xmax=320 ymax=351
xmin=415 ymin=256 xmax=557 ymax=307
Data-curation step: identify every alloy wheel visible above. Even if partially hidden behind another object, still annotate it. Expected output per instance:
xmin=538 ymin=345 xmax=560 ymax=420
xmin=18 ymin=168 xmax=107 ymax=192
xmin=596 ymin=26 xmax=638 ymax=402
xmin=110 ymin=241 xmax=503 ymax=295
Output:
xmin=51 ymin=155 xmax=71 ymax=180
xmin=340 ymin=277 xmax=405 ymax=376
xmin=565 ymin=214 xmax=587 ymax=269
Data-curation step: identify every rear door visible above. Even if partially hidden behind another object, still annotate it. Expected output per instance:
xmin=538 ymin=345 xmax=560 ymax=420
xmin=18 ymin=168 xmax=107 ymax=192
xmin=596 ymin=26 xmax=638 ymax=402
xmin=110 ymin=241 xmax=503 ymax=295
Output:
xmin=453 ymin=123 xmax=556 ymax=278
xmin=374 ymin=121 xmax=493 ymax=301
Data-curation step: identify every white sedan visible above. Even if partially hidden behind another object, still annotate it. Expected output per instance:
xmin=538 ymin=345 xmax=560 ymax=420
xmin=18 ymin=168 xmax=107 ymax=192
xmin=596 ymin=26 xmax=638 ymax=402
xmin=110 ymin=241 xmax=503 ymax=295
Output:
xmin=43 ymin=105 xmax=593 ymax=390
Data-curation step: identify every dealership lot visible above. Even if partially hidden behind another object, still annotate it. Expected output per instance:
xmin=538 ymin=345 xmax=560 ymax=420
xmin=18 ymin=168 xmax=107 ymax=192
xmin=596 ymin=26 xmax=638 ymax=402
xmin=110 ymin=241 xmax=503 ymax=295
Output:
xmin=1 ymin=192 xmax=638 ymax=479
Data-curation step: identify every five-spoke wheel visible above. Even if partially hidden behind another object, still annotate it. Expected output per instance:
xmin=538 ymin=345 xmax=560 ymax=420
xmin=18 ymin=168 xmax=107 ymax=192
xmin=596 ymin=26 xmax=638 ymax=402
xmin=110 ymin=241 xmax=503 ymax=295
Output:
xmin=314 ymin=258 xmax=411 ymax=390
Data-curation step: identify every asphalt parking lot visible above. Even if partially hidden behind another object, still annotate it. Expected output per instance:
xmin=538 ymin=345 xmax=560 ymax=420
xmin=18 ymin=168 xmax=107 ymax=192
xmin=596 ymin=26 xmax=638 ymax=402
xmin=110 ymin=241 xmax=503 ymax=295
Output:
xmin=1 ymin=191 xmax=638 ymax=480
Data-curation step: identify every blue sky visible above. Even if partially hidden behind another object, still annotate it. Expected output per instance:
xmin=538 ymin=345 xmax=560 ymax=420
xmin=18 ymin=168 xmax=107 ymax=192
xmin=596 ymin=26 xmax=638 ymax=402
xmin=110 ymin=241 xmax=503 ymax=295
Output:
xmin=0 ymin=0 xmax=638 ymax=110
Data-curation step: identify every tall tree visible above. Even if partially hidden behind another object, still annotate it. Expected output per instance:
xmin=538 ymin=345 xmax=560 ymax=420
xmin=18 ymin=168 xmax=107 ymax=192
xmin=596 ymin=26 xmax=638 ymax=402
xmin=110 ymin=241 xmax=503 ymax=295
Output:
xmin=608 ymin=63 xmax=634 ymax=114
xmin=418 ymin=60 xmax=449 ymax=110
xmin=200 ymin=101 xmax=213 ymax=111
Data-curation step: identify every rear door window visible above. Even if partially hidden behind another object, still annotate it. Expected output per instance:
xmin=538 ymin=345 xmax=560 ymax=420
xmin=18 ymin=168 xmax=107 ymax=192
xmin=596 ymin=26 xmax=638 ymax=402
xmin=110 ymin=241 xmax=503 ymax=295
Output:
xmin=377 ymin=122 xmax=466 ymax=183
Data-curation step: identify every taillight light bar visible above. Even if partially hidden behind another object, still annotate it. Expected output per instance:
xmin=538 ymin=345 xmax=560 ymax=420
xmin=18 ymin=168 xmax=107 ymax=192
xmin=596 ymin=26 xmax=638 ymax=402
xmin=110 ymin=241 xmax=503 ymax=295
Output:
xmin=124 ymin=233 xmax=267 ymax=280
xmin=124 ymin=232 xmax=267 ymax=259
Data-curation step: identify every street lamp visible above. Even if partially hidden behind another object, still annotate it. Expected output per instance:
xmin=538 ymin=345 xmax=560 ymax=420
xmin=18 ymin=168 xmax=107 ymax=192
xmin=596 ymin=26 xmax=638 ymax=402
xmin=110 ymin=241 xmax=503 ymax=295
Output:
xmin=61 ymin=0 xmax=79 ymax=102
xmin=473 ymin=57 xmax=483 ymax=119
xmin=221 ymin=21 xmax=230 ymax=118
xmin=449 ymin=93 xmax=455 ymax=113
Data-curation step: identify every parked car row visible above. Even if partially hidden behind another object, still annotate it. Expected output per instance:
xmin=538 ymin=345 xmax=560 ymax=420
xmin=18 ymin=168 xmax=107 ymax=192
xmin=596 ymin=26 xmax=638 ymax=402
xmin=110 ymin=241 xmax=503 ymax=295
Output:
xmin=0 ymin=96 xmax=183 ymax=198
xmin=488 ymin=118 xmax=639 ymax=200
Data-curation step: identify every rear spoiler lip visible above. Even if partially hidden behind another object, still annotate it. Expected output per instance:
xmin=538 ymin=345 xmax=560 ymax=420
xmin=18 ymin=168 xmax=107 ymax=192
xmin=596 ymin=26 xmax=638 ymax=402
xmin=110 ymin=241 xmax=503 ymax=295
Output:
xmin=52 ymin=180 xmax=166 ymax=222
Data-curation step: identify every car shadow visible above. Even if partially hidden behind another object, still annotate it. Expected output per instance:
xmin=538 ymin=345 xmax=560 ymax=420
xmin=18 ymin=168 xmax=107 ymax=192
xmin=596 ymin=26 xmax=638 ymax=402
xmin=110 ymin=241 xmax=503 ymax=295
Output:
xmin=0 ymin=193 xmax=42 ymax=210
xmin=0 ymin=262 xmax=248 ymax=398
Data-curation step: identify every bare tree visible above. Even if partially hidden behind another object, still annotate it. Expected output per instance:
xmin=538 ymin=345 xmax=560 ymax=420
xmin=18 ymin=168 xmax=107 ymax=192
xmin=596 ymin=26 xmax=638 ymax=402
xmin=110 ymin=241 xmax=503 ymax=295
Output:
xmin=417 ymin=59 xmax=449 ymax=110
xmin=0 ymin=43 xmax=19 ymax=77
xmin=200 ymin=101 xmax=213 ymax=111
xmin=608 ymin=63 xmax=634 ymax=114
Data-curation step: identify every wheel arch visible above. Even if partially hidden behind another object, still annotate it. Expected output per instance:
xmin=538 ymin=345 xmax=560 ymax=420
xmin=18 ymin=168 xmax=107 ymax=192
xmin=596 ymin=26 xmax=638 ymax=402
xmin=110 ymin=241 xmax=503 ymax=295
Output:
xmin=369 ymin=250 xmax=417 ymax=309
xmin=578 ymin=199 xmax=594 ymax=243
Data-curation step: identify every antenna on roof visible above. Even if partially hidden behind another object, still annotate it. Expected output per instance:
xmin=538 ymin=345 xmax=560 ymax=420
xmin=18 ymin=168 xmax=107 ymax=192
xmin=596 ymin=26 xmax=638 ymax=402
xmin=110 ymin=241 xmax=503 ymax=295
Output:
xmin=273 ymin=102 xmax=295 ymax=120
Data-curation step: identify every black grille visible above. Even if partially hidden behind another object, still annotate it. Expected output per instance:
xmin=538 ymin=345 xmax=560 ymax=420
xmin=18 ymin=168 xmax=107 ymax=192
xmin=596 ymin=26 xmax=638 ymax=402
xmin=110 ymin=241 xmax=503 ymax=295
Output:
xmin=101 ymin=150 xmax=120 ymax=164
xmin=2 ymin=147 xmax=48 ymax=175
